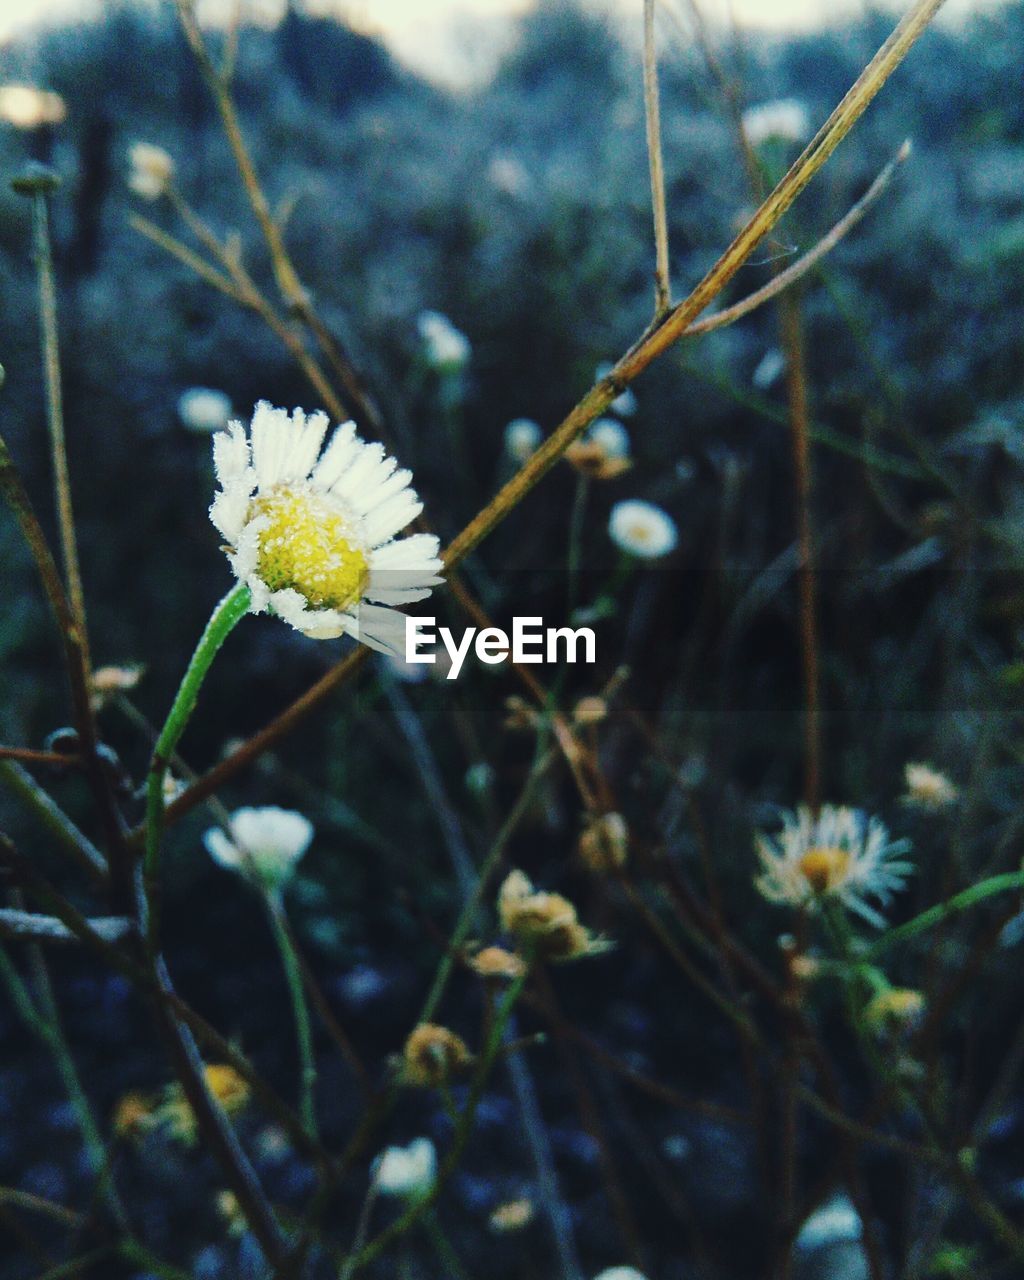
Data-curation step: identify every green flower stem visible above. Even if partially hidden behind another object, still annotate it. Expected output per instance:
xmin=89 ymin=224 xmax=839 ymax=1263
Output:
xmin=865 ymin=870 xmax=1024 ymax=960
xmin=346 ymin=967 xmax=531 ymax=1276
xmin=266 ymin=893 xmax=318 ymax=1140
xmin=144 ymin=583 xmax=251 ymax=942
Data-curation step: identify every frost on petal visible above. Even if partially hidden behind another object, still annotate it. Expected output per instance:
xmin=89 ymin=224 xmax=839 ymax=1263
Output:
xmin=312 ymin=421 xmax=359 ymax=490
xmin=266 ymin=588 xmax=347 ymax=639
xmin=279 ymin=408 xmax=329 ymax=484
xmin=370 ymin=533 xmax=441 ymax=572
xmin=250 ymin=401 xmax=293 ymax=489
xmin=213 ymin=421 xmax=251 ymax=484
xmin=362 ymin=492 xmax=423 ymax=546
xmin=351 ymin=467 xmax=414 ymax=517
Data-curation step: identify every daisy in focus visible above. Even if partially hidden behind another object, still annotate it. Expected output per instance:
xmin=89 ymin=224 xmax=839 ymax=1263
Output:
xmin=210 ymin=402 xmax=442 ymax=653
xmin=755 ymin=804 xmax=913 ymax=927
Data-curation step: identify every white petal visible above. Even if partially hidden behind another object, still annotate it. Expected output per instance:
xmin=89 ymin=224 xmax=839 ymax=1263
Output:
xmin=352 ymin=603 xmax=409 ymax=655
xmin=250 ymin=401 xmax=293 ymax=489
xmin=204 ymin=828 xmax=242 ymax=869
xmin=363 ymin=492 xmax=422 ymax=546
xmin=370 ymin=533 xmax=441 ymax=571
xmin=213 ymin=421 xmax=251 ymax=484
xmin=312 ymin=421 xmax=359 ymax=489
xmin=330 ymin=440 xmax=388 ymax=504
xmin=350 ymin=467 xmax=414 ymax=516
xmin=268 ymin=588 xmax=351 ymax=640
xmin=364 ymin=579 xmax=437 ymax=605
xmin=209 ymin=482 xmax=252 ymax=543
xmin=279 ymin=408 xmax=329 ymax=483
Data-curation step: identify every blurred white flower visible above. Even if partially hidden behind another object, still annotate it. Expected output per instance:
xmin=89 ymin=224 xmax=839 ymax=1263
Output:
xmin=755 ymin=805 xmax=913 ymax=927
xmin=795 ymin=1194 xmax=862 ymax=1250
xmin=504 ymin=417 xmax=542 ymax=463
xmin=418 ymin=310 xmax=470 ymax=371
xmin=373 ymin=1137 xmax=436 ymax=1198
xmin=593 ymin=1269 xmax=650 ymax=1280
xmin=127 ymin=142 xmax=174 ymax=200
xmin=587 ymin=418 xmax=630 ymax=460
xmin=608 ymin=500 xmax=678 ymax=559
xmin=382 ymin=650 xmax=429 ymax=683
xmin=487 ymin=151 xmax=530 ymax=197
xmin=178 ymin=387 xmax=232 ymax=435
xmin=204 ymin=806 xmax=313 ymax=892
xmin=742 ymin=98 xmax=811 ymax=147
xmin=752 ymin=348 xmax=786 ymax=390
xmin=210 ymin=402 xmax=442 ymax=652
xmin=596 ymin=361 xmax=637 ymax=416
xmin=902 ymin=762 xmax=958 ymax=809
xmin=0 ymin=84 xmax=66 ymax=129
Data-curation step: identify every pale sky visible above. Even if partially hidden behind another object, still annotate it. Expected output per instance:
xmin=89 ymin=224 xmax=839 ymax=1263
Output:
xmin=0 ymin=0 xmax=1005 ymax=86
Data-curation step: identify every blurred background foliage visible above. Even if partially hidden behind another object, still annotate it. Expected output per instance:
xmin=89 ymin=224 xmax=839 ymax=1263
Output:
xmin=2 ymin=1 xmax=1024 ymax=1277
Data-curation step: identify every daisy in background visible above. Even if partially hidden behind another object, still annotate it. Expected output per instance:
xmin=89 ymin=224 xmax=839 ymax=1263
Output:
xmin=902 ymin=762 xmax=958 ymax=810
xmin=210 ymin=401 xmax=442 ymax=654
xmin=204 ymin=805 xmax=313 ymax=894
xmin=417 ymin=310 xmax=471 ymax=372
xmin=755 ymin=804 xmax=913 ymax=927
xmin=127 ymin=141 xmax=174 ymax=200
xmin=741 ymin=97 xmax=811 ymax=147
xmin=373 ymin=1138 xmax=437 ymax=1199
xmin=608 ymin=499 xmax=678 ymax=559
xmin=504 ymin=417 xmax=542 ymax=463
xmin=178 ymin=386 xmax=232 ymax=435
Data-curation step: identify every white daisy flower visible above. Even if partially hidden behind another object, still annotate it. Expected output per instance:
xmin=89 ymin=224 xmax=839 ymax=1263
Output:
xmin=608 ymin=499 xmax=678 ymax=559
xmin=0 ymin=85 xmax=66 ymax=129
xmin=127 ymin=142 xmax=174 ymax=200
xmin=209 ymin=402 xmax=442 ymax=655
xmin=373 ymin=1137 xmax=437 ymax=1199
xmin=596 ymin=362 xmax=638 ymax=416
xmin=795 ymin=1194 xmax=862 ymax=1250
xmin=742 ymin=98 xmax=811 ymax=147
xmin=504 ymin=417 xmax=542 ymax=463
xmin=755 ymin=804 xmax=913 ymax=928
xmin=902 ymin=762 xmax=958 ymax=810
xmin=587 ymin=418 xmax=631 ymax=460
xmin=204 ymin=805 xmax=313 ymax=892
xmin=178 ymin=387 xmax=232 ymax=435
xmin=417 ymin=310 xmax=470 ymax=371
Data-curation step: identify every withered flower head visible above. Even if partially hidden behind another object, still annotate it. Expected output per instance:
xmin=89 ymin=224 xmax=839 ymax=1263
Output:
xmin=578 ymin=811 xmax=629 ymax=873
xmin=498 ymin=870 xmax=610 ymax=962
xmin=470 ymin=945 xmax=527 ymax=981
xmin=402 ymin=1023 xmax=472 ymax=1087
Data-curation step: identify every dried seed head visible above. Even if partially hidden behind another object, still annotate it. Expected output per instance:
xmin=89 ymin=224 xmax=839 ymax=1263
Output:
xmin=402 ymin=1023 xmax=472 ymax=1087
xmin=578 ymin=811 xmax=629 ymax=873
xmin=490 ymin=1198 xmax=535 ymax=1233
xmin=470 ymin=945 xmax=527 ymax=981
xmin=864 ymin=988 xmax=925 ymax=1034
xmin=572 ymin=695 xmax=608 ymax=726
xmin=503 ymin=695 xmax=538 ymax=732
xmin=498 ymin=870 xmax=610 ymax=962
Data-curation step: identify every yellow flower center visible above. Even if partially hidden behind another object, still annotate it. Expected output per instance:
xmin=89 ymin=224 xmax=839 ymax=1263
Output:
xmin=798 ymin=846 xmax=851 ymax=895
xmin=249 ymin=485 xmax=369 ymax=610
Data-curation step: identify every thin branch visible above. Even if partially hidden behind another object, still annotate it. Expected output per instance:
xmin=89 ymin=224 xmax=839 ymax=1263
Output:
xmin=643 ymin=0 xmax=671 ymax=314
xmin=0 ymin=909 xmax=132 ymax=946
xmin=0 ymin=760 xmax=107 ymax=881
xmin=683 ymin=141 xmax=911 ymax=337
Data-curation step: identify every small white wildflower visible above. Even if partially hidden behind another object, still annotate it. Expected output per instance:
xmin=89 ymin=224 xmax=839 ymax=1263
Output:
xmin=752 ymin=348 xmax=786 ymax=390
xmin=487 ymin=151 xmax=530 ymax=197
xmin=608 ymin=500 xmax=678 ymax=559
xmin=178 ymin=387 xmax=233 ymax=435
xmin=755 ymin=805 xmax=913 ymax=928
xmin=593 ymin=1269 xmax=651 ymax=1280
xmin=903 ymin=762 xmax=958 ymax=810
xmin=210 ymin=402 xmax=442 ymax=653
xmin=742 ymin=98 xmax=811 ymax=147
xmin=204 ymin=806 xmax=313 ymax=892
xmin=127 ymin=142 xmax=174 ymax=200
xmin=795 ymin=1194 xmax=862 ymax=1250
xmin=587 ymin=418 xmax=631 ymax=460
xmin=504 ymin=418 xmax=542 ymax=463
xmin=373 ymin=1137 xmax=436 ymax=1199
xmin=0 ymin=85 xmax=66 ymax=129
xmin=595 ymin=362 xmax=637 ymax=416
xmin=417 ymin=310 xmax=470 ymax=371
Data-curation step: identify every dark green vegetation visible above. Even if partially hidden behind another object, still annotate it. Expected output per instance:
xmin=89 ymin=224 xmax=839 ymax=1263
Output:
xmin=1 ymin=2 xmax=1024 ymax=1277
